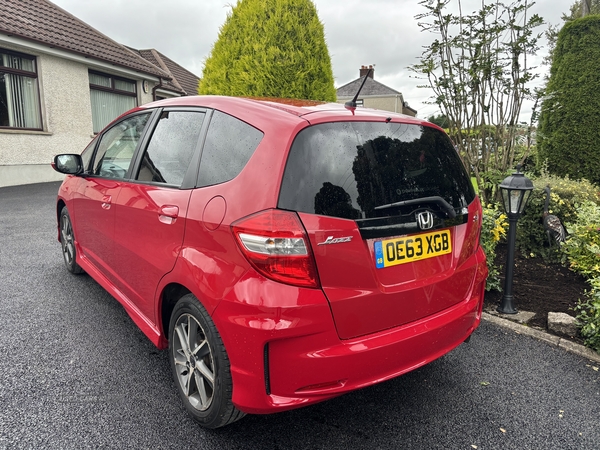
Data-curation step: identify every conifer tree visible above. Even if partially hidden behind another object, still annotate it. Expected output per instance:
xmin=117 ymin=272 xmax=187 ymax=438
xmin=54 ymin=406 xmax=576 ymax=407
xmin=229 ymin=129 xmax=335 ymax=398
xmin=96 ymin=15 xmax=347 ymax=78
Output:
xmin=199 ymin=0 xmax=336 ymax=102
xmin=538 ymin=15 xmax=600 ymax=185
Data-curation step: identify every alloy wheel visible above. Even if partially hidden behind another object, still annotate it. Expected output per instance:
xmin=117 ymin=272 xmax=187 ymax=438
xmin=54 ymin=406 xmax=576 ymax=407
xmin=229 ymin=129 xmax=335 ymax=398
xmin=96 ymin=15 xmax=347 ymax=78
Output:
xmin=173 ymin=313 xmax=215 ymax=411
xmin=60 ymin=213 xmax=75 ymax=267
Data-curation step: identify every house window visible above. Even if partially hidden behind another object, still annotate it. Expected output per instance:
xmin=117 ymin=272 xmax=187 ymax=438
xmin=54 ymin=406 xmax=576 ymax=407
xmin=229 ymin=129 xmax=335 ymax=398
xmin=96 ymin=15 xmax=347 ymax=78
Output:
xmin=89 ymin=71 xmax=137 ymax=133
xmin=0 ymin=49 xmax=42 ymax=130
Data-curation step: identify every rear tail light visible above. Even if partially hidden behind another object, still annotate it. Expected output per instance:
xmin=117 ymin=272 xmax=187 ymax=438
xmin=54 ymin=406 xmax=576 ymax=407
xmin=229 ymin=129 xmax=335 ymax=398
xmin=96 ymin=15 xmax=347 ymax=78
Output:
xmin=231 ymin=209 xmax=320 ymax=288
xmin=459 ymin=197 xmax=483 ymax=267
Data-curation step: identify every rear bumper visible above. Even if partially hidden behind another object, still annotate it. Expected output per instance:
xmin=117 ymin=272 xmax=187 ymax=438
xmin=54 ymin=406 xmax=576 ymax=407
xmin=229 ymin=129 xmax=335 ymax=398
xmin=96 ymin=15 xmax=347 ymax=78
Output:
xmin=212 ymin=250 xmax=487 ymax=414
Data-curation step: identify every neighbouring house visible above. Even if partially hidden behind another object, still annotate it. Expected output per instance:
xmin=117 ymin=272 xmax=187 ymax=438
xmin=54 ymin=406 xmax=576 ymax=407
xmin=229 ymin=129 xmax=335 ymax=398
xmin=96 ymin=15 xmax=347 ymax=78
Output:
xmin=336 ymin=65 xmax=417 ymax=117
xmin=0 ymin=0 xmax=200 ymax=187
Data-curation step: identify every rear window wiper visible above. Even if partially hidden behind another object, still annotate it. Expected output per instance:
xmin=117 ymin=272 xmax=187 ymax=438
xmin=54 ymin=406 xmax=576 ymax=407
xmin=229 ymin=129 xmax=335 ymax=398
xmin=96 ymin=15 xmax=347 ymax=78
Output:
xmin=374 ymin=196 xmax=457 ymax=219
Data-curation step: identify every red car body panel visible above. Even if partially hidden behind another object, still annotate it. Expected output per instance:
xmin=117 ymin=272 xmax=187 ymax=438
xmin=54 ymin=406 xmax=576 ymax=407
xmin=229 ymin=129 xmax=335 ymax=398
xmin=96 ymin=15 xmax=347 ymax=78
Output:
xmin=212 ymin=254 xmax=486 ymax=413
xmin=111 ymin=183 xmax=192 ymax=322
xmin=301 ymin=197 xmax=483 ymax=339
xmin=55 ymin=96 xmax=488 ymax=415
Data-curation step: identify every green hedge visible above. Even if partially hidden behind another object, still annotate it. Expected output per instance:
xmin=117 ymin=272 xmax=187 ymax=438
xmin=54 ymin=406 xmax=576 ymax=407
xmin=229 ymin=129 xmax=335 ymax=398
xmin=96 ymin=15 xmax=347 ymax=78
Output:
xmin=538 ymin=15 xmax=600 ymax=185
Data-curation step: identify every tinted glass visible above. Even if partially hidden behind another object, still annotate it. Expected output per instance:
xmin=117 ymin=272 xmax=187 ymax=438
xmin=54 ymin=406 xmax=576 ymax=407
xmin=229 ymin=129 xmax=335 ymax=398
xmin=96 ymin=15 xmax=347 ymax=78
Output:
xmin=136 ymin=111 xmax=205 ymax=186
xmin=80 ymin=136 xmax=99 ymax=172
xmin=279 ymin=122 xmax=475 ymax=220
xmin=197 ymin=110 xmax=263 ymax=187
xmin=92 ymin=113 xmax=151 ymax=179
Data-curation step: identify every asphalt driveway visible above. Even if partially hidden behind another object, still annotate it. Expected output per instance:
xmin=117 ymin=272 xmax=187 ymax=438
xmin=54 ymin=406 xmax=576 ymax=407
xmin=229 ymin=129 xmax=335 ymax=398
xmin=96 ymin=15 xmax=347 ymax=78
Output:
xmin=0 ymin=182 xmax=598 ymax=449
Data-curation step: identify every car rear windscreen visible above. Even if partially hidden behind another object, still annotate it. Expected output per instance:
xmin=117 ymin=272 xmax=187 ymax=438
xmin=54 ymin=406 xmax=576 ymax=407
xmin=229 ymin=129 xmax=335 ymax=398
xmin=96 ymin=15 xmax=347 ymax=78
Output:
xmin=278 ymin=122 xmax=475 ymax=231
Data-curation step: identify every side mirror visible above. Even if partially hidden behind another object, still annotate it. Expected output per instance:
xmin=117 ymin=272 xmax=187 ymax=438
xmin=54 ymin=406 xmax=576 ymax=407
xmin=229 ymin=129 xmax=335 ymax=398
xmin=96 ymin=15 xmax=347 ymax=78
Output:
xmin=52 ymin=154 xmax=83 ymax=175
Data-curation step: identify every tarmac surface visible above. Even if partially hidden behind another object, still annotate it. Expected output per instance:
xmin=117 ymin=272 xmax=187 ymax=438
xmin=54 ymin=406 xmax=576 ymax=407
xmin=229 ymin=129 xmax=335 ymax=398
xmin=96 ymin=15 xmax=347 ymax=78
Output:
xmin=1 ymin=182 xmax=599 ymax=449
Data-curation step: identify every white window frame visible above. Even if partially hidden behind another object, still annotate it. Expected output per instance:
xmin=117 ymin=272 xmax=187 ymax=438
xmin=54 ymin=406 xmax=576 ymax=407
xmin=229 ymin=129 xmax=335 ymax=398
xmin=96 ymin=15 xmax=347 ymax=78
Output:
xmin=0 ymin=48 xmax=42 ymax=130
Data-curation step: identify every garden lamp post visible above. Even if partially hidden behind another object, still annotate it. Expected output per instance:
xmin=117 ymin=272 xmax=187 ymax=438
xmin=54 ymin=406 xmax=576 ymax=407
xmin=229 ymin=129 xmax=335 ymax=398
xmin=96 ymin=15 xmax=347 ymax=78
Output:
xmin=497 ymin=166 xmax=534 ymax=314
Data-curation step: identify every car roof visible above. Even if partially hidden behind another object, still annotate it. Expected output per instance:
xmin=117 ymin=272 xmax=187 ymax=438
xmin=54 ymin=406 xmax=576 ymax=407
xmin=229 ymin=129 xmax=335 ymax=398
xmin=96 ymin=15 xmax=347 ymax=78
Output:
xmin=141 ymin=95 xmax=432 ymax=128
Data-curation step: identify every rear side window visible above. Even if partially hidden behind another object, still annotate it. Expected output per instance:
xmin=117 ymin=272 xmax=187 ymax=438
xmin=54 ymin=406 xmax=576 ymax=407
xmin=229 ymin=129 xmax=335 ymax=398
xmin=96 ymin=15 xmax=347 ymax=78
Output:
xmin=197 ymin=110 xmax=263 ymax=187
xmin=136 ymin=111 xmax=205 ymax=186
xmin=278 ymin=122 xmax=475 ymax=221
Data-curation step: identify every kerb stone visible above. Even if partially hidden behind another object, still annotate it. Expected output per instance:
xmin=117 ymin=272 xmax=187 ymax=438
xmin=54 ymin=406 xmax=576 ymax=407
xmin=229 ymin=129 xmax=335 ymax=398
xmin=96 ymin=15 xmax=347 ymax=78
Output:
xmin=548 ymin=312 xmax=578 ymax=338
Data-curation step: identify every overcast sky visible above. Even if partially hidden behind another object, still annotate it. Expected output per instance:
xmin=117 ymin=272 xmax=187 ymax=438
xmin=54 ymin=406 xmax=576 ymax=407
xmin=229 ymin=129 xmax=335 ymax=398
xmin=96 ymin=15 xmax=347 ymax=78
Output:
xmin=51 ymin=0 xmax=568 ymax=121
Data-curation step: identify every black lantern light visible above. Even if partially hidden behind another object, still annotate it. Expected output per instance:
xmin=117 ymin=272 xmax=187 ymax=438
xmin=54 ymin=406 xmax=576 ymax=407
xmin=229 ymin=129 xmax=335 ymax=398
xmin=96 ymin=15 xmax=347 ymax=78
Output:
xmin=497 ymin=165 xmax=534 ymax=314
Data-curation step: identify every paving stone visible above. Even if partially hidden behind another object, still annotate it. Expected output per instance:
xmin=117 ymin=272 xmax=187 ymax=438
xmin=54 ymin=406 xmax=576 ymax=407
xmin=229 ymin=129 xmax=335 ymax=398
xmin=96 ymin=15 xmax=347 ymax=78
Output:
xmin=548 ymin=312 xmax=578 ymax=337
xmin=487 ymin=308 xmax=536 ymax=324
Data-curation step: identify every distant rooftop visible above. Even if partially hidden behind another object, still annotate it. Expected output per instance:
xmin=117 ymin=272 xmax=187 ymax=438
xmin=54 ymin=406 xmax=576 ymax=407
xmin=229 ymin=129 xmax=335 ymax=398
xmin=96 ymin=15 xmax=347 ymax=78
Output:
xmin=0 ymin=0 xmax=169 ymax=78
xmin=337 ymin=65 xmax=402 ymax=98
xmin=133 ymin=49 xmax=199 ymax=96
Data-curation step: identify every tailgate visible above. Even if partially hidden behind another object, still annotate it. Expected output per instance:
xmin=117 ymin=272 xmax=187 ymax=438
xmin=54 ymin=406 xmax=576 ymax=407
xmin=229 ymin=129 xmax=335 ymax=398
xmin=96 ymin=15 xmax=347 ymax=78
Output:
xmin=277 ymin=120 xmax=481 ymax=339
xmin=299 ymin=199 xmax=480 ymax=339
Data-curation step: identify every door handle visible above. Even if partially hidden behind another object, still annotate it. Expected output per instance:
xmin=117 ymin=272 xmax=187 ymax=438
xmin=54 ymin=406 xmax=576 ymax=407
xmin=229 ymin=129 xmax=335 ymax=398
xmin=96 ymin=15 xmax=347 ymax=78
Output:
xmin=101 ymin=195 xmax=112 ymax=210
xmin=159 ymin=205 xmax=179 ymax=224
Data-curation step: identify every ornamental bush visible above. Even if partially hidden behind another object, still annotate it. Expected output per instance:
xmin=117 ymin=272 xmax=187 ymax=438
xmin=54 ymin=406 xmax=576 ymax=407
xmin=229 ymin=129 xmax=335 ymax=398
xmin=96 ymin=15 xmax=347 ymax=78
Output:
xmin=561 ymin=201 xmax=600 ymax=279
xmin=562 ymin=201 xmax=600 ymax=354
xmin=481 ymin=204 xmax=508 ymax=291
xmin=537 ymin=15 xmax=600 ymax=185
xmin=515 ymin=174 xmax=600 ymax=258
xmin=199 ymin=0 xmax=336 ymax=102
xmin=575 ymin=277 xmax=600 ymax=353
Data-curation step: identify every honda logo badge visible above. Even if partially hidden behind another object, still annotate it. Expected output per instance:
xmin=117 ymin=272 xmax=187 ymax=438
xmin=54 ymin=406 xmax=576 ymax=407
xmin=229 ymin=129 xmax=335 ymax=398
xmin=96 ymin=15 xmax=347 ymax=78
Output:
xmin=416 ymin=211 xmax=435 ymax=230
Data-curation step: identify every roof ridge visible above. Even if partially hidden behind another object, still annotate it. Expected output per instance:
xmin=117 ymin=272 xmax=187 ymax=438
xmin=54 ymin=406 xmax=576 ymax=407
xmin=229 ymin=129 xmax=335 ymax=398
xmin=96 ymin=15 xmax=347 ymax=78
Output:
xmin=124 ymin=45 xmax=173 ymax=80
xmin=336 ymin=76 xmax=402 ymax=97
xmin=137 ymin=48 xmax=200 ymax=96
xmin=149 ymin=48 xmax=184 ymax=92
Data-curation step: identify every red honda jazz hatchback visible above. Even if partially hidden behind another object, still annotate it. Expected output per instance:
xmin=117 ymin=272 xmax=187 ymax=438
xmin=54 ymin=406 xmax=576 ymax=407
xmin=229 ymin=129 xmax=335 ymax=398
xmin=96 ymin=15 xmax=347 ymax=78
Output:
xmin=52 ymin=96 xmax=487 ymax=428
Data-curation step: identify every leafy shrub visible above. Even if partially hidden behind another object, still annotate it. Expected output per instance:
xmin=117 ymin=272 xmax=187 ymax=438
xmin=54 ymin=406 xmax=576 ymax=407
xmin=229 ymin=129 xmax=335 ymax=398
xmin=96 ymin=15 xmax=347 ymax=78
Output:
xmin=575 ymin=277 xmax=600 ymax=353
xmin=564 ymin=201 xmax=600 ymax=354
xmin=561 ymin=201 xmax=600 ymax=279
xmin=481 ymin=204 xmax=508 ymax=291
xmin=515 ymin=174 xmax=600 ymax=258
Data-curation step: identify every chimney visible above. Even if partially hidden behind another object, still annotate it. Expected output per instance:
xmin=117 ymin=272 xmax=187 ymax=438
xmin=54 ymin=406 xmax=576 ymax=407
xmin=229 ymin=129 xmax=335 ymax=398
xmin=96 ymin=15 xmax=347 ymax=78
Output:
xmin=359 ymin=65 xmax=374 ymax=79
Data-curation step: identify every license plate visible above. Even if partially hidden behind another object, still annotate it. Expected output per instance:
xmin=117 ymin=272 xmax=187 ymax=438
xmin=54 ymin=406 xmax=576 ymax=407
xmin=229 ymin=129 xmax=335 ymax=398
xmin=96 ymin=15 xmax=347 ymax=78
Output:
xmin=374 ymin=229 xmax=452 ymax=269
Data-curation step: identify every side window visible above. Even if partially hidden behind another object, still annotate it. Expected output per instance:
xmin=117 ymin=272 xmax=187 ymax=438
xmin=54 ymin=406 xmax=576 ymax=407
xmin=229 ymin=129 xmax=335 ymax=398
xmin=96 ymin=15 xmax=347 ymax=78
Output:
xmin=80 ymin=136 xmax=99 ymax=172
xmin=197 ymin=110 xmax=263 ymax=187
xmin=136 ymin=111 xmax=205 ymax=186
xmin=92 ymin=113 xmax=151 ymax=179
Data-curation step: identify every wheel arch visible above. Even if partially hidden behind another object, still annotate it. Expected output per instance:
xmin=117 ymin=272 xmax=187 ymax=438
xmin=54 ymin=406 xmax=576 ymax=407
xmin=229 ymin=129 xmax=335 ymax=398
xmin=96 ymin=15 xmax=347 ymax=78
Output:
xmin=158 ymin=278 xmax=229 ymax=350
xmin=56 ymin=198 xmax=67 ymax=224
xmin=160 ymin=283 xmax=192 ymax=345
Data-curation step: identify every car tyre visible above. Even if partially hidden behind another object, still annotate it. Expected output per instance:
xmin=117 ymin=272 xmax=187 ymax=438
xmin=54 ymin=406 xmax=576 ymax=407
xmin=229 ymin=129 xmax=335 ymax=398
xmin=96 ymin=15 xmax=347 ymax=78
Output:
xmin=59 ymin=206 xmax=84 ymax=274
xmin=168 ymin=294 xmax=245 ymax=428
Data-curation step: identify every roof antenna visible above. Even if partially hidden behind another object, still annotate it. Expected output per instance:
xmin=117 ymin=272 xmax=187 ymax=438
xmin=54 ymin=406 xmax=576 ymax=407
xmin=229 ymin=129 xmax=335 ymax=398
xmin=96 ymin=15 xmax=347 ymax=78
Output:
xmin=345 ymin=66 xmax=373 ymax=108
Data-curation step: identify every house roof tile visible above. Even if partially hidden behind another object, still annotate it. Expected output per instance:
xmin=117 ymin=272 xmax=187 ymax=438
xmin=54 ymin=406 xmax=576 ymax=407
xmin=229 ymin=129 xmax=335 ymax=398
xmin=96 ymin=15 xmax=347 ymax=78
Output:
xmin=336 ymin=76 xmax=402 ymax=97
xmin=0 ymin=0 xmax=170 ymax=78
xmin=134 ymin=48 xmax=200 ymax=96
